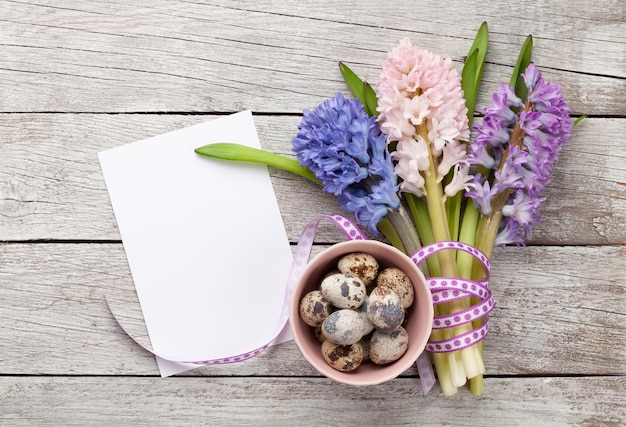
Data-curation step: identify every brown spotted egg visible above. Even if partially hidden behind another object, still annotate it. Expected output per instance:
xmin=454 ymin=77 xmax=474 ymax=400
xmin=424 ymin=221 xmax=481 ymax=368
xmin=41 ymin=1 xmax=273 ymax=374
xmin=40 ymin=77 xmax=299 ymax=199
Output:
xmin=369 ymin=327 xmax=409 ymax=364
xmin=299 ymin=290 xmax=334 ymax=327
xmin=313 ymin=325 xmax=325 ymax=342
xmin=357 ymin=335 xmax=372 ymax=362
xmin=321 ymin=309 xmax=369 ymax=345
xmin=320 ymin=273 xmax=366 ymax=309
xmin=337 ymin=252 xmax=379 ymax=286
xmin=376 ymin=267 xmax=415 ymax=308
xmin=321 ymin=340 xmax=363 ymax=372
xmin=357 ymin=296 xmax=374 ymax=335
xmin=366 ymin=286 xmax=405 ymax=333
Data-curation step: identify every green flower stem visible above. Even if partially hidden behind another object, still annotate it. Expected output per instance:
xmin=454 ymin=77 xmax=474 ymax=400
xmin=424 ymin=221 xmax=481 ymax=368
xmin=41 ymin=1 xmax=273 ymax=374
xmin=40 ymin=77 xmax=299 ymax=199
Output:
xmin=469 ymin=372 xmax=484 ymax=396
xmin=456 ymin=202 xmax=480 ymax=278
xmin=445 ymin=190 xmax=463 ymax=242
xmin=405 ymin=194 xmax=440 ymax=275
xmin=384 ymin=205 xmax=428 ymax=278
xmin=465 ymin=208 xmax=504 ymax=396
xmin=404 ymin=193 xmax=460 ymax=395
xmin=457 ymin=201 xmax=484 ymax=395
xmin=431 ymin=311 xmax=457 ymax=396
xmin=472 ymin=212 xmax=501 ymax=277
xmin=418 ymin=126 xmax=484 ymax=386
xmin=456 ymin=165 xmax=490 ymax=280
xmin=195 ymin=143 xmax=320 ymax=185
xmin=402 ymin=195 xmax=458 ymax=395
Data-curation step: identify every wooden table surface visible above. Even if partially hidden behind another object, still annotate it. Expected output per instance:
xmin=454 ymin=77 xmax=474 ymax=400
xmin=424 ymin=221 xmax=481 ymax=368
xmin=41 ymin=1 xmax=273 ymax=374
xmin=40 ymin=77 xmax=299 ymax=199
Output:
xmin=1 ymin=1 xmax=624 ymax=425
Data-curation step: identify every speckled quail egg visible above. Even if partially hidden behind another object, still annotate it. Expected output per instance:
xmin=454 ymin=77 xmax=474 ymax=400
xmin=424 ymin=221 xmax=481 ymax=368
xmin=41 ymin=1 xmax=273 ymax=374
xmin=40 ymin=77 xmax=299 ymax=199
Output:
xmin=313 ymin=325 xmax=325 ymax=342
xmin=321 ymin=340 xmax=364 ymax=372
xmin=321 ymin=309 xmax=369 ymax=345
xmin=357 ymin=297 xmax=375 ymax=335
xmin=322 ymin=269 xmax=341 ymax=280
xmin=357 ymin=335 xmax=372 ymax=362
xmin=376 ymin=267 xmax=414 ymax=308
xmin=369 ymin=327 xmax=409 ymax=365
xmin=337 ymin=252 xmax=379 ymax=286
xmin=366 ymin=286 xmax=405 ymax=333
xmin=320 ymin=273 xmax=366 ymax=309
xmin=299 ymin=290 xmax=334 ymax=327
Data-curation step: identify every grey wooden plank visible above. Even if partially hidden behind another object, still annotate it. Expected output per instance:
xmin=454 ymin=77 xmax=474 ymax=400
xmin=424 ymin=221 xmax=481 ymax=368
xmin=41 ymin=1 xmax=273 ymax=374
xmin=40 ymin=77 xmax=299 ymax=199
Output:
xmin=1 ymin=376 xmax=624 ymax=426
xmin=0 ymin=115 xmax=623 ymax=244
xmin=0 ymin=0 xmax=622 ymax=421
xmin=0 ymin=243 xmax=623 ymax=376
xmin=0 ymin=0 xmax=623 ymax=114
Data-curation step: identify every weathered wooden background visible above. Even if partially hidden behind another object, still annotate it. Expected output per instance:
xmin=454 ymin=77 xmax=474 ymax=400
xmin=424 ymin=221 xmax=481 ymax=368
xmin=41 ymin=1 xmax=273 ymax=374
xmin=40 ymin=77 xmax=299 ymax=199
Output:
xmin=1 ymin=1 xmax=624 ymax=425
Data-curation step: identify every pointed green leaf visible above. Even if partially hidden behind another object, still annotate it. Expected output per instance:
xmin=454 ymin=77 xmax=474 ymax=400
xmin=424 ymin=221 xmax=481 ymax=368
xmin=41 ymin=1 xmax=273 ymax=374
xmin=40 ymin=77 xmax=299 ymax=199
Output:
xmin=511 ymin=35 xmax=533 ymax=101
xmin=195 ymin=143 xmax=320 ymax=185
xmin=468 ymin=22 xmax=489 ymax=84
xmin=461 ymin=22 xmax=489 ymax=127
xmin=574 ymin=115 xmax=587 ymax=126
xmin=363 ymin=81 xmax=378 ymax=117
xmin=475 ymin=22 xmax=489 ymax=77
xmin=339 ymin=62 xmax=366 ymax=105
xmin=461 ymin=47 xmax=480 ymax=126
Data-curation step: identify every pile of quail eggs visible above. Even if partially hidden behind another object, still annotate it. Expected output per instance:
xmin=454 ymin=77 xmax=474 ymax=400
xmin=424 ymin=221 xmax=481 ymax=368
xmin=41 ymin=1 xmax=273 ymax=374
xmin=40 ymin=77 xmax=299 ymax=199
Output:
xmin=299 ymin=252 xmax=415 ymax=372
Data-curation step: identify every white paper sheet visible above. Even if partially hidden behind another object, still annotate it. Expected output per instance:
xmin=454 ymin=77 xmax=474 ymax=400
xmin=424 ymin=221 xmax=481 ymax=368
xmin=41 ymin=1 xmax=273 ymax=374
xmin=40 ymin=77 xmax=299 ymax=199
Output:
xmin=99 ymin=111 xmax=294 ymax=376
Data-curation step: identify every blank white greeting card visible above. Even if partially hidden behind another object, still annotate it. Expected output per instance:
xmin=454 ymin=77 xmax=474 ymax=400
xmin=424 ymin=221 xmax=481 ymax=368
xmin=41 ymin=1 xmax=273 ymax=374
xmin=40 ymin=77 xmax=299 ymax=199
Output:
xmin=99 ymin=111 xmax=294 ymax=376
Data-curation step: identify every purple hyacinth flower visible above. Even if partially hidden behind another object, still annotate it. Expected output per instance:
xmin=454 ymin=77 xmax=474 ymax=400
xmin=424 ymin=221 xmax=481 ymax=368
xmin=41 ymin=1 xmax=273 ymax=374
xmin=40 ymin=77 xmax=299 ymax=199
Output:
xmin=467 ymin=64 xmax=573 ymax=245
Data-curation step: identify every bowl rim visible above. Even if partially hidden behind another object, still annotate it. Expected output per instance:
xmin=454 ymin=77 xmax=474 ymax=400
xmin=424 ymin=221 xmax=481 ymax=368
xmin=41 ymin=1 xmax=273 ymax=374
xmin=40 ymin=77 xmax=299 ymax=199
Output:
xmin=289 ymin=239 xmax=433 ymax=386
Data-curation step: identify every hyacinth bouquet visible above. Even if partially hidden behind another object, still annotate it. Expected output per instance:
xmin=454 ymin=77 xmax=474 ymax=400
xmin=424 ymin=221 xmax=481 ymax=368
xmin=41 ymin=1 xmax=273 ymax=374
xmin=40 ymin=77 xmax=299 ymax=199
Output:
xmin=195 ymin=23 xmax=577 ymax=396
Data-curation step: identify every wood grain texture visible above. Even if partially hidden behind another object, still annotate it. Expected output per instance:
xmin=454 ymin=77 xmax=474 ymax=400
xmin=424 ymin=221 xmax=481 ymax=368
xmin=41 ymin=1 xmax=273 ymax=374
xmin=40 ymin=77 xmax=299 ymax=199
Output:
xmin=1 ymin=376 xmax=624 ymax=426
xmin=0 ymin=115 xmax=624 ymax=244
xmin=1 ymin=0 xmax=624 ymax=114
xmin=0 ymin=243 xmax=623 ymax=376
xmin=1 ymin=0 xmax=624 ymax=422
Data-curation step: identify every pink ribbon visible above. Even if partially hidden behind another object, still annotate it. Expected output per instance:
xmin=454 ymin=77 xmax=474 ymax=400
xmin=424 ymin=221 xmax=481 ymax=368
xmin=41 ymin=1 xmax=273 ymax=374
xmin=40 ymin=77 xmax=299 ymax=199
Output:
xmin=108 ymin=214 xmax=494 ymax=396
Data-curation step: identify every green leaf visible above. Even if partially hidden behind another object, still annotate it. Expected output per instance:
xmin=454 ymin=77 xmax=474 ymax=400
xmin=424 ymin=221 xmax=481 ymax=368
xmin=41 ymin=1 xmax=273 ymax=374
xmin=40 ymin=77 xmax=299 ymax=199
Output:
xmin=574 ymin=115 xmax=587 ymax=126
xmin=405 ymin=194 xmax=441 ymax=276
xmin=511 ymin=35 xmax=533 ymax=101
xmin=472 ymin=22 xmax=489 ymax=83
xmin=195 ymin=143 xmax=320 ymax=185
xmin=461 ymin=22 xmax=489 ymax=127
xmin=446 ymin=190 xmax=463 ymax=242
xmin=363 ymin=81 xmax=378 ymax=117
xmin=339 ymin=62 xmax=366 ymax=105
xmin=461 ymin=48 xmax=480 ymax=125
xmin=466 ymin=22 xmax=489 ymax=84
xmin=377 ymin=218 xmax=405 ymax=253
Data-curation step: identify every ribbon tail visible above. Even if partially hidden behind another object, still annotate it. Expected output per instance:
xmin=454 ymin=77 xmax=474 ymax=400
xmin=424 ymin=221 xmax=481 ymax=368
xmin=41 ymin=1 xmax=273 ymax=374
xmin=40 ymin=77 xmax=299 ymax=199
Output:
xmin=416 ymin=352 xmax=436 ymax=396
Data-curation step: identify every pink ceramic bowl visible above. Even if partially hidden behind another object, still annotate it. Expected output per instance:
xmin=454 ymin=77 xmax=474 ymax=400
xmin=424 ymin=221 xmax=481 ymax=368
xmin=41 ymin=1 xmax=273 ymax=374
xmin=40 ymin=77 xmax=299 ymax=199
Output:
xmin=290 ymin=239 xmax=433 ymax=386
